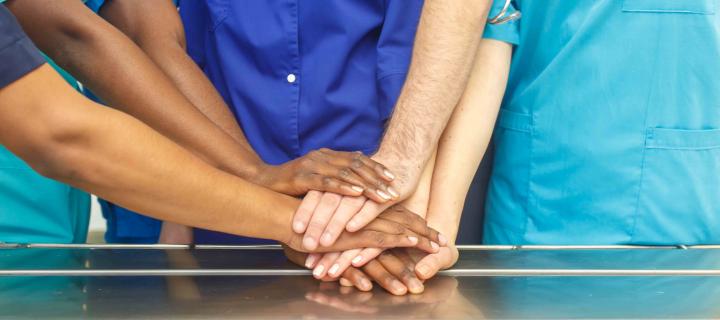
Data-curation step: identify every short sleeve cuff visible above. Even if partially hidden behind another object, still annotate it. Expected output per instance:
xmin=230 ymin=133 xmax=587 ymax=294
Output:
xmin=0 ymin=36 xmax=45 ymax=89
xmin=483 ymin=21 xmax=520 ymax=45
xmin=482 ymin=0 xmax=521 ymax=45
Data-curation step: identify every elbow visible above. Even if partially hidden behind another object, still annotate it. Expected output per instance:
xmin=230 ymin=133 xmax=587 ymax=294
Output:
xmin=22 ymin=116 xmax=94 ymax=185
xmin=43 ymin=15 xmax=110 ymax=72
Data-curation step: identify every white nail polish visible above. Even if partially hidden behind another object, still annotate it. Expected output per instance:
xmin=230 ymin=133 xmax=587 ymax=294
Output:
xmin=384 ymin=169 xmax=395 ymax=180
xmin=305 ymin=255 xmax=316 ymax=268
xmin=352 ymin=256 xmax=363 ymax=265
xmin=313 ymin=265 xmax=325 ymax=277
xmin=351 ymin=185 xmax=364 ymax=193
xmin=329 ymin=264 xmax=340 ymax=276
xmin=407 ymin=236 xmax=418 ymax=244
xmin=387 ymin=187 xmax=399 ymax=198
xmin=377 ymin=190 xmax=391 ymax=200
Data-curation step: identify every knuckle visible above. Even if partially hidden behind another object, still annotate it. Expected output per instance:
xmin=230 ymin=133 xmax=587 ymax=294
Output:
xmin=299 ymin=157 xmax=315 ymax=167
xmin=372 ymin=233 xmax=387 ymax=246
xmin=400 ymin=269 xmax=414 ymax=280
xmin=338 ymin=168 xmax=351 ymax=178
xmin=321 ymin=177 xmax=333 ymax=187
xmin=350 ymin=159 xmax=364 ymax=169
xmin=307 ymin=221 xmax=326 ymax=233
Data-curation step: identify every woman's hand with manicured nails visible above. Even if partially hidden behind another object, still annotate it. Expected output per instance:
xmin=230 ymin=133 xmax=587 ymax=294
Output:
xmin=284 ymin=205 xmax=444 ymax=254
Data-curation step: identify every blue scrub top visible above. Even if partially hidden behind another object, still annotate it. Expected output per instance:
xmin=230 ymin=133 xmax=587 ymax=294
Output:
xmin=101 ymin=0 xmax=519 ymax=244
xmin=485 ymin=0 xmax=720 ymax=245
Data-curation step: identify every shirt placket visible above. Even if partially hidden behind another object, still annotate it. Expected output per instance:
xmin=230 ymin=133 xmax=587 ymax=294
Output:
xmin=286 ymin=0 xmax=301 ymax=158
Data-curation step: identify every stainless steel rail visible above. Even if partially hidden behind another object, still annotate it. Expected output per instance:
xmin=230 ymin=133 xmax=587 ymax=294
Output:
xmin=4 ymin=268 xmax=720 ymax=277
xmin=4 ymin=243 xmax=720 ymax=250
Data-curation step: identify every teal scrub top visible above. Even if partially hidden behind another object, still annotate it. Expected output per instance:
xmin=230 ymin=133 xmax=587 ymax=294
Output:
xmin=484 ymin=0 xmax=720 ymax=245
xmin=0 ymin=0 xmax=90 ymax=243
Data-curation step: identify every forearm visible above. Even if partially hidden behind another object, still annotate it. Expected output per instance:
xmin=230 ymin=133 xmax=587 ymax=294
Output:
xmin=425 ymin=39 xmax=512 ymax=244
xmin=6 ymin=0 xmax=261 ymax=178
xmin=0 ymin=65 xmax=296 ymax=243
xmin=375 ymin=0 xmax=492 ymax=189
xmin=98 ymin=0 xmax=259 ymax=157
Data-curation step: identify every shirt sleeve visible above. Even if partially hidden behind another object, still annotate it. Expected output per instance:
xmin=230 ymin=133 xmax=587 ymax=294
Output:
xmin=0 ymin=4 xmax=45 ymax=90
xmin=483 ymin=0 xmax=520 ymax=45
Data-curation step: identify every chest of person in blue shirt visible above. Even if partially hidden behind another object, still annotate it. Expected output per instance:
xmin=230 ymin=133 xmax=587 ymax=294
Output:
xmin=103 ymin=0 xmax=424 ymax=244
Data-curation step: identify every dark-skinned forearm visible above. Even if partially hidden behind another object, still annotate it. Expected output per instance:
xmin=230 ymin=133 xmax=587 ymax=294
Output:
xmin=5 ymin=0 xmax=262 ymax=178
xmin=97 ymin=0 xmax=259 ymax=157
xmin=0 ymin=65 xmax=296 ymax=243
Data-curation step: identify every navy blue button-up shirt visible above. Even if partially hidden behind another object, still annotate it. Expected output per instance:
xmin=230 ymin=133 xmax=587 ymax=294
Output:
xmin=179 ymin=0 xmax=423 ymax=164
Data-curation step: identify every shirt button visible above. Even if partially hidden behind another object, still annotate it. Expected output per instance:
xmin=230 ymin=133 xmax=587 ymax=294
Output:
xmin=287 ymin=73 xmax=297 ymax=83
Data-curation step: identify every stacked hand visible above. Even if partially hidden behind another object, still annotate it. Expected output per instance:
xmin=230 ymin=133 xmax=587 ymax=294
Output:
xmin=285 ymin=245 xmax=458 ymax=295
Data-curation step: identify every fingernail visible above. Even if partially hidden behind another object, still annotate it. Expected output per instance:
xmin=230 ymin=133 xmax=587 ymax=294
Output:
xmin=438 ymin=233 xmax=448 ymax=246
xmin=303 ymin=237 xmax=317 ymax=250
xmin=416 ymin=264 xmax=431 ymax=278
xmin=313 ymin=265 xmax=325 ymax=278
xmin=384 ymin=169 xmax=395 ymax=180
xmin=328 ymin=264 xmax=340 ymax=276
xmin=407 ymin=236 xmax=418 ymax=244
xmin=351 ymin=185 xmax=365 ymax=193
xmin=360 ymin=278 xmax=372 ymax=291
xmin=305 ymin=255 xmax=316 ymax=268
xmin=339 ymin=278 xmax=352 ymax=287
xmin=387 ymin=187 xmax=399 ymax=198
xmin=408 ymin=279 xmax=424 ymax=294
xmin=431 ymin=241 xmax=439 ymax=251
xmin=392 ymin=280 xmax=406 ymax=294
xmin=293 ymin=221 xmax=305 ymax=233
xmin=347 ymin=221 xmax=358 ymax=232
xmin=376 ymin=190 xmax=391 ymax=200
xmin=352 ymin=256 xmax=363 ymax=265
xmin=321 ymin=232 xmax=333 ymax=245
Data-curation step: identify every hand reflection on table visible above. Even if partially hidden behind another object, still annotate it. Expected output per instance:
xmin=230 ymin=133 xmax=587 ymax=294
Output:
xmin=158 ymin=250 xmax=484 ymax=320
xmin=296 ymin=276 xmax=485 ymax=319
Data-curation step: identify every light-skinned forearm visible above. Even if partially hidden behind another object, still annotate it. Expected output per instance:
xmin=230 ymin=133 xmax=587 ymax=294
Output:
xmin=425 ymin=39 xmax=512 ymax=244
xmin=0 ymin=64 xmax=295 ymax=243
xmin=375 ymin=0 xmax=492 ymax=193
xmin=5 ymin=0 xmax=262 ymax=178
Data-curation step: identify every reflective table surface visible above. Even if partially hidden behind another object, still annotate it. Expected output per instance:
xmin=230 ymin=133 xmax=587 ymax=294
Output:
xmin=2 ymin=244 xmax=720 ymax=319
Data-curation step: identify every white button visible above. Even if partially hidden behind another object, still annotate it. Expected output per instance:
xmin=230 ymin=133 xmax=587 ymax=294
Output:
xmin=287 ymin=73 xmax=297 ymax=83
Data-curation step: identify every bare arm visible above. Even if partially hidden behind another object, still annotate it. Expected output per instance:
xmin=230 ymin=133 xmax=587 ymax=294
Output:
xmin=97 ymin=0 xmax=258 ymax=243
xmin=0 ymin=64 xmax=441 ymax=252
xmin=97 ymin=0 xmax=254 ymax=152
xmin=373 ymin=0 xmax=493 ymax=194
xmin=0 ymin=64 xmax=291 ymax=242
xmin=5 ymin=0 xmax=262 ymax=178
xmin=418 ymin=38 xmax=512 ymax=277
xmin=427 ymin=38 xmax=512 ymax=241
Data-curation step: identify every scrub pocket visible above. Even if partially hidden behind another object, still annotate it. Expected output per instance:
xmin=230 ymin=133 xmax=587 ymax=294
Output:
xmin=632 ymin=128 xmax=720 ymax=244
xmin=622 ymin=0 xmax=716 ymax=14
xmin=485 ymin=109 xmax=532 ymax=244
